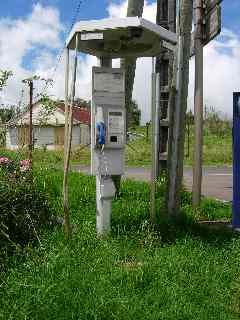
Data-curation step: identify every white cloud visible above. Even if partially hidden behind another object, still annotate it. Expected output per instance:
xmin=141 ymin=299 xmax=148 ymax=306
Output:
xmin=0 ymin=3 xmax=63 ymax=106
xmin=108 ymin=0 xmax=156 ymax=22
xmin=0 ymin=0 xmax=240 ymax=124
xmin=188 ymin=28 xmax=240 ymax=118
xmin=0 ymin=2 xmax=99 ymax=108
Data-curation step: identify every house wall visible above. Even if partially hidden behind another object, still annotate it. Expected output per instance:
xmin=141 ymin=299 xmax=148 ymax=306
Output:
xmin=6 ymin=124 xmax=90 ymax=150
xmin=80 ymin=124 xmax=90 ymax=145
xmin=6 ymin=127 xmax=18 ymax=149
xmin=72 ymin=126 xmax=81 ymax=146
xmin=34 ymin=126 xmax=81 ymax=149
xmin=16 ymin=103 xmax=66 ymax=126
xmin=33 ymin=127 xmax=55 ymax=149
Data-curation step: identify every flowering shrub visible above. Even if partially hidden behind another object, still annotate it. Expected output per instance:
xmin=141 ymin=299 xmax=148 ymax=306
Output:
xmin=0 ymin=157 xmax=31 ymax=182
xmin=0 ymin=156 xmax=52 ymax=262
xmin=20 ymin=159 xmax=31 ymax=172
xmin=0 ymin=157 xmax=10 ymax=164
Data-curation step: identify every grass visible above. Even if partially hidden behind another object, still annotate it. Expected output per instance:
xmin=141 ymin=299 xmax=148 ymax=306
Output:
xmin=129 ymin=124 xmax=232 ymax=167
xmin=1 ymin=167 xmax=240 ymax=319
xmin=184 ymin=125 xmax=232 ymax=166
xmin=0 ymin=123 xmax=232 ymax=167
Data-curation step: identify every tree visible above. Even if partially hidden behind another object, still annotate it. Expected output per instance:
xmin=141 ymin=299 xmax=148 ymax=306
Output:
xmin=0 ymin=71 xmax=13 ymax=121
xmin=0 ymin=70 xmax=13 ymax=91
xmin=128 ymin=100 xmax=141 ymax=128
xmin=0 ymin=105 xmax=18 ymax=123
xmin=38 ymin=94 xmax=57 ymax=125
xmin=186 ymin=109 xmax=194 ymax=125
xmin=74 ymin=98 xmax=91 ymax=109
xmin=121 ymin=0 xmax=144 ymax=131
xmin=0 ymin=71 xmax=14 ymax=147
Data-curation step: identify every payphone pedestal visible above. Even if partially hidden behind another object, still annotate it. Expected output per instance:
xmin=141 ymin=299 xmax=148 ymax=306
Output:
xmin=96 ymin=176 xmax=116 ymax=235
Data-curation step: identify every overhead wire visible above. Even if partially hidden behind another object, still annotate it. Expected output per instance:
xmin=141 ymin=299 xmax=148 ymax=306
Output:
xmin=41 ymin=0 xmax=85 ymax=95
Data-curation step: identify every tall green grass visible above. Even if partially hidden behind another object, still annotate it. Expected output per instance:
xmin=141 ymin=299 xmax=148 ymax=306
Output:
xmin=1 ymin=169 xmax=240 ymax=319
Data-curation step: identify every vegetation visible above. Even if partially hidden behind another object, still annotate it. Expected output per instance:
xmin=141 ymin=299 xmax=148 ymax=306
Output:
xmin=126 ymin=109 xmax=232 ymax=167
xmin=0 ymin=70 xmax=12 ymax=91
xmin=0 ymin=166 xmax=239 ymax=319
xmin=128 ymin=100 xmax=141 ymax=128
xmin=0 ymin=157 xmax=53 ymax=268
xmin=74 ymin=97 xmax=91 ymax=109
xmin=0 ymin=105 xmax=20 ymax=124
xmin=185 ymin=108 xmax=232 ymax=166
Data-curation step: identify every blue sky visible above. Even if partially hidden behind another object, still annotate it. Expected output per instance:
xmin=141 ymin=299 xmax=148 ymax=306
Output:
xmin=1 ymin=1 xmax=238 ymax=33
xmin=0 ymin=0 xmax=239 ymax=121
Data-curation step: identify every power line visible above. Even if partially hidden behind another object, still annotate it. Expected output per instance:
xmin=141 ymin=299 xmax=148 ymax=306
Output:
xmin=42 ymin=0 xmax=85 ymax=95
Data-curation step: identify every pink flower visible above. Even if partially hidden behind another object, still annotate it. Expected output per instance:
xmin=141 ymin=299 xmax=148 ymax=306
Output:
xmin=0 ymin=157 xmax=10 ymax=165
xmin=20 ymin=159 xmax=31 ymax=171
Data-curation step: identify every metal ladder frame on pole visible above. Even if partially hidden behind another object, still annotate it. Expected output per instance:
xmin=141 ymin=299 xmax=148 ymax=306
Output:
xmin=156 ymin=0 xmax=177 ymax=176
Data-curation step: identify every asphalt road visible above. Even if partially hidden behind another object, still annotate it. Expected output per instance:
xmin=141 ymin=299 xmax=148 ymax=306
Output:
xmin=72 ymin=165 xmax=232 ymax=202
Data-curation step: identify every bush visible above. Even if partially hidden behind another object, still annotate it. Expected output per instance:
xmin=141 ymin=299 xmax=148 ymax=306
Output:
xmin=0 ymin=156 xmax=52 ymax=264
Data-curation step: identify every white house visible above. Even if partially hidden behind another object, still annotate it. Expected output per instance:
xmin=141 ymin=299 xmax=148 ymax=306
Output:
xmin=6 ymin=101 xmax=91 ymax=150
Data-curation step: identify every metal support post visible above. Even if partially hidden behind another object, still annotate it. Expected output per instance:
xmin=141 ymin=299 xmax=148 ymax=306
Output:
xmin=155 ymin=73 xmax=160 ymax=176
xmin=150 ymin=59 xmax=157 ymax=224
xmin=233 ymin=93 xmax=240 ymax=229
xmin=28 ymin=80 xmax=33 ymax=165
xmin=192 ymin=0 xmax=204 ymax=209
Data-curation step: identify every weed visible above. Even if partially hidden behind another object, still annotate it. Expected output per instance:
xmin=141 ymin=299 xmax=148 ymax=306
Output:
xmin=0 ymin=168 xmax=239 ymax=319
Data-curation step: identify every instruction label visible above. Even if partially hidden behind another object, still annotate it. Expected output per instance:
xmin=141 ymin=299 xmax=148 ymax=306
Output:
xmin=108 ymin=111 xmax=124 ymax=134
xmin=81 ymin=33 xmax=103 ymax=41
xmin=94 ymin=72 xmax=124 ymax=93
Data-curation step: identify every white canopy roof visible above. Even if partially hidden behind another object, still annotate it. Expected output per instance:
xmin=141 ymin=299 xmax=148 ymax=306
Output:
xmin=66 ymin=17 xmax=177 ymax=58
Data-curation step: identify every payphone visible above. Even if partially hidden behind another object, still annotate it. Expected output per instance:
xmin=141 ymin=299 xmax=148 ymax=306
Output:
xmin=91 ymin=67 xmax=125 ymax=176
xmin=91 ymin=67 xmax=125 ymax=234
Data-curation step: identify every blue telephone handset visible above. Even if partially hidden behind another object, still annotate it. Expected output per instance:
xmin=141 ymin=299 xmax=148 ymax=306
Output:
xmin=96 ymin=121 xmax=106 ymax=146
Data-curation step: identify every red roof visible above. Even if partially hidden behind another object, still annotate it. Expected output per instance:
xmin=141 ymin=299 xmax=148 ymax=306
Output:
xmin=58 ymin=103 xmax=91 ymax=125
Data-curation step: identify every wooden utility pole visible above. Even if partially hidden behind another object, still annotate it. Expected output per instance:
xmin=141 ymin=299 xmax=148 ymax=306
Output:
xmin=156 ymin=0 xmax=176 ymax=177
xmin=29 ymin=80 xmax=33 ymax=165
xmin=192 ymin=0 xmax=204 ymax=209
xmin=167 ymin=0 xmax=193 ymax=217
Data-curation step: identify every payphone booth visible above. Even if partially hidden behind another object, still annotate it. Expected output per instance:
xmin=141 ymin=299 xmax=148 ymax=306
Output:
xmin=65 ymin=17 xmax=177 ymax=235
xmin=233 ymin=92 xmax=240 ymax=229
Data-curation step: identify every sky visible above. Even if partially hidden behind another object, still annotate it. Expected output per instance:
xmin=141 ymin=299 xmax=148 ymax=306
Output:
xmin=0 ymin=0 xmax=239 ymax=123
